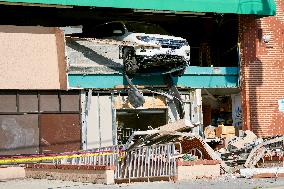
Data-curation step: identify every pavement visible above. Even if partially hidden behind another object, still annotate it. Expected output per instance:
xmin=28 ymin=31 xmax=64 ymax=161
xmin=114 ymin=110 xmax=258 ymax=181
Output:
xmin=1 ymin=177 xmax=284 ymax=189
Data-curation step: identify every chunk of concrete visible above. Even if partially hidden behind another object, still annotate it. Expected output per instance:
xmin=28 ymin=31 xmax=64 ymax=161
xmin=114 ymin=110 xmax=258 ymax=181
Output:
xmin=25 ymin=166 xmax=115 ymax=184
xmin=176 ymin=160 xmax=221 ymax=180
xmin=240 ymin=167 xmax=284 ymax=178
xmin=0 ymin=167 xmax=25 ymax=180
xmin=229 ymin=130 xmax=258 ymax=150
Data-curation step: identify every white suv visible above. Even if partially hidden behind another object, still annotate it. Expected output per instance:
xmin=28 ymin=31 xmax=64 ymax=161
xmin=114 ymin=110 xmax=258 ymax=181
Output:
xmin=93 ymin=21 xmax=190 ymax=76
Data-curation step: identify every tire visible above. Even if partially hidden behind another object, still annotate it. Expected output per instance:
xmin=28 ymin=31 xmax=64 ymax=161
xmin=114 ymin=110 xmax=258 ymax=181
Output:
xmin=172 ymin=67 xmax=186 ymax=77
xmin=123 ymin=48 xmax=139 ymax=76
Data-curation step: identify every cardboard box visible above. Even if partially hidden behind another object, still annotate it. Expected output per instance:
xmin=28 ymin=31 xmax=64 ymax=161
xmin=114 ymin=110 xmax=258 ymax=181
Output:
xmin=215 ymin=125 xmax=235 ymax=138
xmin=204 ymin=126 xmax=216 ymax=139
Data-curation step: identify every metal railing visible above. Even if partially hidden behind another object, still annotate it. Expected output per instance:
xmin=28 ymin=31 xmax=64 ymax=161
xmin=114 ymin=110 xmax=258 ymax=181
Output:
xmin=115 ymin=142 xmax=181 ymax=179
xmin=51 ymin=143 xmax=181 ymax=180
xmin=53 ymin=145 xmax=124 ymax=166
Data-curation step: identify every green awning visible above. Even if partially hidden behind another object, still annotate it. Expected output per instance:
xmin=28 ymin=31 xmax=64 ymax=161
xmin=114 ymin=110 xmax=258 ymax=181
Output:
xmin=0 ymin=0 xmax=276 ymax=16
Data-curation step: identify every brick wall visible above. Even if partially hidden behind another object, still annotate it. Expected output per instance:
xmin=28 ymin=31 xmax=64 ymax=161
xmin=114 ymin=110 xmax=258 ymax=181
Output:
xmin=240 ymin=0 xmax=284 ymax=136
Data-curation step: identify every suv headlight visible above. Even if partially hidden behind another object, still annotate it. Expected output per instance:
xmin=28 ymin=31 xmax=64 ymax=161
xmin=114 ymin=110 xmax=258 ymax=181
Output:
xmin=185 ymin=50 xmax=190 ymax=56
xmin=183 ymin=41 xmax=189 ymax=46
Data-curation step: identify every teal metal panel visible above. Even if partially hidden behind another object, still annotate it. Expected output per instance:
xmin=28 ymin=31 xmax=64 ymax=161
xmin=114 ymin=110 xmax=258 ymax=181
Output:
xmin=184 ymin=67 xmax=239 ymax=75
xmin=177 ymin=75 xmax=239 ymax=88
xmin=68 ymin=66 xmax=239 ymax=89
xmin=0 ymin=0 xmax=276 ymax=16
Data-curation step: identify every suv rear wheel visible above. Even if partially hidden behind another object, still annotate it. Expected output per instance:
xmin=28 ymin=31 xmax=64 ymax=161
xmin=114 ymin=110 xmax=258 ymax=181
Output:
xmin=171 ymin=67 xmax=186 ymax=77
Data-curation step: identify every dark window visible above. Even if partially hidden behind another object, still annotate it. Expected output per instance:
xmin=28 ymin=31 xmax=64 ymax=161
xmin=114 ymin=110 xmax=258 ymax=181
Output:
xmin=125 ymin=21 xmax=169 ymax=35
xmin=94 ymin=22 xmax=125 ymax=38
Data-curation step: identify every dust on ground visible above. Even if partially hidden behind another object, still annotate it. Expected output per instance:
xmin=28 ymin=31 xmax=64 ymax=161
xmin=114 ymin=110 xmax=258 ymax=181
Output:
xmin=1 ymin=177 xmax=284 ymax=189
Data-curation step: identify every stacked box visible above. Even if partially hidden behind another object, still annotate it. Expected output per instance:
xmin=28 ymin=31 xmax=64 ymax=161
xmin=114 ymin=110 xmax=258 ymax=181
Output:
xmin=204 ymin=126 xmax=216 ymax=139
xmin=215 ymin=125 xmax=235 ymax=138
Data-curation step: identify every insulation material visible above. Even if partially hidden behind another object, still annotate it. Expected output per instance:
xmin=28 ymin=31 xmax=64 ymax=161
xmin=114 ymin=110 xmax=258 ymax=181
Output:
xmin=0 ymin=26 xmax=67 ymax=89
xmin=114 ymin=95 xmax=166 ymax=109
xmin=0 ymin=115 xmax=39 ymax=155
xmin=86 ymin=95 xmax=113 ymax=149
xmin=40 ymin=114 xmax=80 ymax=153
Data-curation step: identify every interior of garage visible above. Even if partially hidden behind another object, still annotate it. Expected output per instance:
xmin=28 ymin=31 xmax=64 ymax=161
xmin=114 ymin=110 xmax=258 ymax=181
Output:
xmin=81 ymin=9 xmax=239 ymax=68
xmin=202 ymin=88 xmax=241 ymax=128
xmin=116 ymin=108 xmax=167 ymax=144
xmin=0 ymin=5 xmax=239 ymax=67
xmin=114 ymin=92 xmax=169 ymax=145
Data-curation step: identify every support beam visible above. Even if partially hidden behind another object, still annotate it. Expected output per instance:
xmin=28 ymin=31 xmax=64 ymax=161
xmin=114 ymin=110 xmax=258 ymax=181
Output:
xmin=68 ymin=66 xmax=239 ymax=89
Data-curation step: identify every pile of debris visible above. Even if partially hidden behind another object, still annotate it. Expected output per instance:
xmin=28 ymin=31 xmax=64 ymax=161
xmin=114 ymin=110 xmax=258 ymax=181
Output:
xmin=0 ymin=119 xmax=282 ymax=182
xmin=125 ymin=119 xmax=220 ymax=161
xmin=124 ymin=119 xmax=284 ymax=179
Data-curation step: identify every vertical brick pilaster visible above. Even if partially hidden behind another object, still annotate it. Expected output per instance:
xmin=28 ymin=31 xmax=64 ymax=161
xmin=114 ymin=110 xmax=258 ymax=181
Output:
xmin=240 ymin=0 xmax=284 ymax=137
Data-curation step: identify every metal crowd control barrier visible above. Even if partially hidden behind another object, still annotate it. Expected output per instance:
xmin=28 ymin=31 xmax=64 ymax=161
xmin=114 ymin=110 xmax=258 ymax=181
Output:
xmin=115 ymin=142 xmax=181 ymax=179
xmin=51 ymin=143 xmax=181 ymax=180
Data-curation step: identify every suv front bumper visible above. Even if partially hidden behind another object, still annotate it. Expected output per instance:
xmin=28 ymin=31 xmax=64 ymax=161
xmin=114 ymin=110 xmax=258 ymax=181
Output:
xmin=135 ymin=54 xmax=189 ymax=73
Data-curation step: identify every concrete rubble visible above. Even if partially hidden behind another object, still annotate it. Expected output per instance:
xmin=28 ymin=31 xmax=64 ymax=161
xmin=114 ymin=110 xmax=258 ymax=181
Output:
xmin=25 ymin=164 xmax=115 ymax=184
xmin=0 ymin=167 xmax=25 ymax=180
xmin=129 ymin=120 xmax=284 ymax=180
xmin=0 ymin=119 xmax=283 ymax=183
xmin=0 ymin=116 xmax=283 ymax=184
xmin=240 ymin=167 xmax=284 ymax=178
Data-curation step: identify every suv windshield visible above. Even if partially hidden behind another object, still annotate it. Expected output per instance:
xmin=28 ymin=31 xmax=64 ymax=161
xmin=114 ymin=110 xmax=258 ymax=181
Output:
xmin=124 ymin=22 xmax=169 ymax=35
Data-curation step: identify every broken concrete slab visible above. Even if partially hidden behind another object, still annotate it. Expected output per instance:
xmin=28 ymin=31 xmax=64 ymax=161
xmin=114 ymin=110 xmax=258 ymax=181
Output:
xmin=240 ymin=167 xmax=284 ymax=178
xmin=229 ymin=130 xmax=258 ymax=150
xmin=176 ymin=160 xmax=221 ymax=180
xmin=25 ymin=164 xmax=115 ymax=184
xmin=0 ymin=167 xmax=25 ymax=180
xmin=126 ymin=119 xmax=194 ymax=150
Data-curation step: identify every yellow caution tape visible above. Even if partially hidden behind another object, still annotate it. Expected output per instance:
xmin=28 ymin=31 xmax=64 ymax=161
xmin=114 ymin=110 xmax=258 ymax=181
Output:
xmin=0 ymin=151 xmax=126 ymax=164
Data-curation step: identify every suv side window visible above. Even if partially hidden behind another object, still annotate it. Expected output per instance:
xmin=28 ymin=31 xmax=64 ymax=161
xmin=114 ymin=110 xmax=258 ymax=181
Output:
xmin=107 ymin=22 xmax=125 ymax=36
xmin=93 ymin=24 xmax=110 ymax=38
xmin=94 ymin=22 xmax=125 ymax=38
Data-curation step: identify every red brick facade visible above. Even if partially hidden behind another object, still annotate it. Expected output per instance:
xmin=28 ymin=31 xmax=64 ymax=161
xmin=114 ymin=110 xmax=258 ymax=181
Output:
xmin=240 ymin=0 xmax=284 ymax=136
